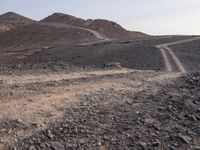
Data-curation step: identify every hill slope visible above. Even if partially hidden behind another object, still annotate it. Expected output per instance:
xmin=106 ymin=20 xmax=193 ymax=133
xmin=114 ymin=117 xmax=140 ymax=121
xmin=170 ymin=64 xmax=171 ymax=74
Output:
xmin=0 ymin=12 xmax=35 ymax=33
xmin=86 ymin=19 xmax=147 ymax=39
xmin=41 ymin=13 xmax=86 ymax=27
xmin=41 ymin=13 xmax=148 ymax=39
xmin=0 ymin=23 xmax=97 ymax=51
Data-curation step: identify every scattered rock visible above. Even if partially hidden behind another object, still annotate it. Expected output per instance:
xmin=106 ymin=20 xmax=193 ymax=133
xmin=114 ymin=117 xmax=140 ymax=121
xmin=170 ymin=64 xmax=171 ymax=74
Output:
xmin=152 ymin=141 xmax=160 ymax=147
xmin=29 ymin=145 xmax=36 ymax=150
xmin=138 ymin=142 xmax=147 ymax=149
xmin=177 ymin=134 xmax=191 ymax=144
xmin=104 ymin=62 xmax=121 ymax=68
xmin=51 ymin=143 xmax=65 ymax=150
xmin=192 ymin=146 xmax=200 ymax=150
xmin=47 ymin=130 xmax=54 ymax=139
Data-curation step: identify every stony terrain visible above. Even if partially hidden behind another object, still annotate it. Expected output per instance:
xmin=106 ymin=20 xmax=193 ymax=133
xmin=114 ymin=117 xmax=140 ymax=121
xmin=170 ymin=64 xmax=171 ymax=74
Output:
xmin=10 ymin=36 xmax=190 ymax=71
xmin=0 ymin=66 xmax=199 ymax=150
xmin=0 ymin=11 xmax=200 ymax=150
xmin=18 ymin=72 xmax=200 ymax=150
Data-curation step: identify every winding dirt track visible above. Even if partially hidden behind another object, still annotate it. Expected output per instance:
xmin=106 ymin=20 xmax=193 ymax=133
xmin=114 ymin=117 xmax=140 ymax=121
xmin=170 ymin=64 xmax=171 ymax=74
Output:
xmin=156 ymin=37 xmax=200 ymax=73
xmin=42 ymin=22 xmax=111 ymax=45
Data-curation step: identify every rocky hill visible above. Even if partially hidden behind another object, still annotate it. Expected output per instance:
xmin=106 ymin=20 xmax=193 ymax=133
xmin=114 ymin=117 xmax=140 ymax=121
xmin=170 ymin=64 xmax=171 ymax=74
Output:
xmin=86 ymin=19 xmax=147 ymax=39
xmin=0 ymin=12 xmax=35 ymax=33
xmin=0 ymin=12 xmax=148 ymax=52
xmin=0 ymin=23 xmax=97 ymax=51
xmin=41 ymin=13 xmax=148 ymax=39
xmin=41 ymin=13 xmax=86 ymax=27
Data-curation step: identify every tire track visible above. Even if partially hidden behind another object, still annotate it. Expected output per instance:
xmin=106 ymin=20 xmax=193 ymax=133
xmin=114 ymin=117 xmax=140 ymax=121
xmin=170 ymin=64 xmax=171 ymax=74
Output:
xmin=157 ymin=37 xmax=200 ymax=73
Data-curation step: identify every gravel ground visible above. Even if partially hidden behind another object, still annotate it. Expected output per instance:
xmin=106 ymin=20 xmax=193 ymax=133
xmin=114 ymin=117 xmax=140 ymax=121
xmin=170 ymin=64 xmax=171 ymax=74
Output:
xmin=9 ymin=36 xmax=190 ymax=71
xmin=11 ymin=71 xmax=200 ymax=150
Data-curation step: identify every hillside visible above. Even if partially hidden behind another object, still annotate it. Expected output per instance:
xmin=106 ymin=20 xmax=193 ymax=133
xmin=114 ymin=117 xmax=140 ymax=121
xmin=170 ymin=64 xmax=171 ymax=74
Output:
xmin=41 ymin=13 xmax=148 ymax=39
xmin=0 ymin=22 xmax=97 ymax=51
xmin=0 ymin=12 xmax=35 ymax=33
xmin=86 ymin=19 xmax=147 ymax=39
xmin=41 ymin=13 xmax=86 ymax=27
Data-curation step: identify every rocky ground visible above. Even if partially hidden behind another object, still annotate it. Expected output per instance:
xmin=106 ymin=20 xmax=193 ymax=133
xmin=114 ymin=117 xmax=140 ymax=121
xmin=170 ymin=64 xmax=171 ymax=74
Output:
xmin=1 ymin=10 xmax=200 ymax=150
xmin=2 ymin=36 xmax=190 ymax=71
xmin=0 ymin=64 xmax=199 ymax=150
xmin=18 ymin=71 xmax=200 ymax=150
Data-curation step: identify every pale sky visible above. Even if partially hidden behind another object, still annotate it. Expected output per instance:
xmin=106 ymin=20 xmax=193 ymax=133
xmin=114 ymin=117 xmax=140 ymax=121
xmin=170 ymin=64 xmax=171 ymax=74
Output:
xmin=1 ymin=0 xmax=200 ymax=35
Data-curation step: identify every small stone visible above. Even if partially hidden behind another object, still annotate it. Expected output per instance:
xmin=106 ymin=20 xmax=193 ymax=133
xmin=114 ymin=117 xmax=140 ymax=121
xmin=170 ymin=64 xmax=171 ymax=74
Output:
xmin=39 ymin=143 xmax=46 ymax=148
xmin=168 ymin=145 xmax=178 ymax=150
xmin=0 ymin=129 xmax=7 ymax=132
xmin=8 ymin=129 xmax=12 ymax=134
xmin=152 ymin=141 xmax=160 ymax=147
xmin=79 ymin=139 xmax=85 ymax=144
xmin=27 ymin=99 xmax=34 ymax=102
xmin=32 ymin=122 xmax=45 ymax=128
xmin=47 ymin=130 xmax=54 ymax=139
xmin=17 ymin=118 xmax=22 ymax=123
xmin=177 ymin=134 xmax=191 ymax=144
xmin=74 ymin=126 xmax=78 ymax=133
xmin=97 ymin=141 xmax=102 ymax=146
xmin=29 ymin=145 xmax=36 ymax=150
xmin=192 ymin=146 xmax=200 ymax=150
xmin=0 ymin=138 xmax=4 ymax=143
xmin=51 ymin=144 xmax=65 ymax=150
xmin=138 ymin=142 xmax=147 ymax=149
xmin=126 ymin=100 xmax=132 ymax=105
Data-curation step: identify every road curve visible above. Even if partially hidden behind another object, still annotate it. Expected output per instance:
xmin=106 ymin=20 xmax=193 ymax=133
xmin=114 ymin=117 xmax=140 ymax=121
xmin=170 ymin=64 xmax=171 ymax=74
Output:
xmin=156 ymin=37 xmax=200 ymax=73
xmin=40 ymin=22 xmax=111 ymax=45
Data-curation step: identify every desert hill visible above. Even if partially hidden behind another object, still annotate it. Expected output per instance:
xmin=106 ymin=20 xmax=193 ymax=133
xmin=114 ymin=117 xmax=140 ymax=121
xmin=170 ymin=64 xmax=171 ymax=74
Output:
xmin=0 ymin=12 xmax=35 ymax=33
xmin=0 ymin=22 xmax=98 ymax=51
xmin=0 ymin=12 xmax=148 ymax=52
xmin=41 ymin=13 xmax=148 ymax=39
xmin=41 ymin=13 xmax=86 ymax=27
xmin=86 ymin=19 xmax=147 ymax=39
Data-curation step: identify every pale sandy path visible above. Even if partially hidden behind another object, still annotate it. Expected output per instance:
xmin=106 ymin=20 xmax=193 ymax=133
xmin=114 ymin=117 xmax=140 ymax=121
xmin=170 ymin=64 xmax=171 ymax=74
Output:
xmin=156 ymin=36 xmax=200 ymax=73
xmin=156 ymin=45 xmax=172 ymax=72
xmin=0 ymin=68 xmax=180 ymax=147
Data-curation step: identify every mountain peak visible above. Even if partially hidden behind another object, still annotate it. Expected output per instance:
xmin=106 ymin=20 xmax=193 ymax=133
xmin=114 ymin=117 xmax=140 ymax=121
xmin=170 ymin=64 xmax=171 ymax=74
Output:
xmin=0 ymin=12 xmax=35 ymax=33
xmin=41 ymin=12 xmax=86 ymax=27
xmin=0 ymin=12 xmax=23 ymax=19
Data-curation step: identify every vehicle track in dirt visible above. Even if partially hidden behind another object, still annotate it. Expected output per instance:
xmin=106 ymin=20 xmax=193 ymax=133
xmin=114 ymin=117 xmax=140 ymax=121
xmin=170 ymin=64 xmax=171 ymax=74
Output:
xmin=156 ymin=37 xmax=200 ymax=73
xmin=0 ymin=68 xmax=180 ymax=148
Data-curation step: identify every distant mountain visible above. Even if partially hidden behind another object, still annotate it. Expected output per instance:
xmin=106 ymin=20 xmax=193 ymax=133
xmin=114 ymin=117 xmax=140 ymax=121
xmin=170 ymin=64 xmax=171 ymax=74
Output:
xmin=0 ymin=12 xmax=35 ymax=33
xmin=41 ymin=13 xmax=148 ymax=39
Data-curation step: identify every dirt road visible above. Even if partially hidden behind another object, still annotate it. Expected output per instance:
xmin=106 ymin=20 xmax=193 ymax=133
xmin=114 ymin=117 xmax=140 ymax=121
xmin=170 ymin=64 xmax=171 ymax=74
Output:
xmin=0 ymin=68 xmax=180 ymax=149
xmin=156 ymin=36 xmax=200 ymax=73
xmin=42 ymin=22 xmax=111 ymax=45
